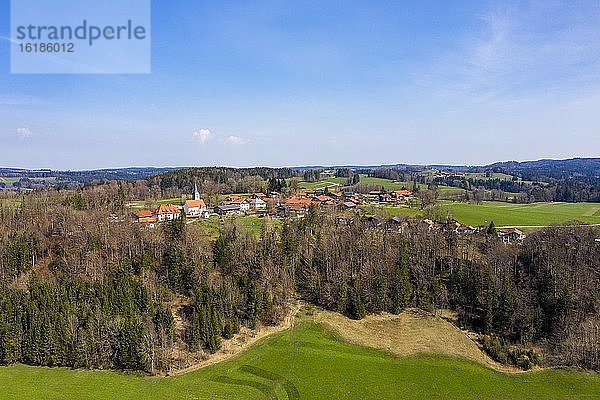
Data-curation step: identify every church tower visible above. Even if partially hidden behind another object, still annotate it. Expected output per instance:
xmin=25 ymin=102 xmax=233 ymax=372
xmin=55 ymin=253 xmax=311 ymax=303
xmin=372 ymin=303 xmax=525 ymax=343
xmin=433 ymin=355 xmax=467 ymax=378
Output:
xmin=193 ymin=182 xmax=200 ymax=200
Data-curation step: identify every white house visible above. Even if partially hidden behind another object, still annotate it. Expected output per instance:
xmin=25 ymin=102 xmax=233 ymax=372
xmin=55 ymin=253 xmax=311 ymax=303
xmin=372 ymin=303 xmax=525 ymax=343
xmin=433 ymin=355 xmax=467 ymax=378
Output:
xmin=246 ymin=197 xmax=266 ymax=211
xmin=215 ymin=204 xmax=243 ymax=215
xmin=239 ymin=201 xmax=250 ymax=212
xmin=223 ymin=195 xmax=250 ymax=212
xmin=498 ymin=228 xmax=526 ymax=243
xmin=153 ymin=204 xmax=180 ymax=222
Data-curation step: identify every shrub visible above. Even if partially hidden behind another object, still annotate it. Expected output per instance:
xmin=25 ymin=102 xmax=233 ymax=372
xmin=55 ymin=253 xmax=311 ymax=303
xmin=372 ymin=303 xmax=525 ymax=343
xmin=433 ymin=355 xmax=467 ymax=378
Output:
xmin=481 ymin=335 xmax=539 ymax=370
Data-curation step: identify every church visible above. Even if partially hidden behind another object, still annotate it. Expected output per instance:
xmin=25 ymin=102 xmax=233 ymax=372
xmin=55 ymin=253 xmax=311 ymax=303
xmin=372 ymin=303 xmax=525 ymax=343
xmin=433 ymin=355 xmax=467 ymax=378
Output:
xmin=183 ymin=183 xmax=208 ymax=218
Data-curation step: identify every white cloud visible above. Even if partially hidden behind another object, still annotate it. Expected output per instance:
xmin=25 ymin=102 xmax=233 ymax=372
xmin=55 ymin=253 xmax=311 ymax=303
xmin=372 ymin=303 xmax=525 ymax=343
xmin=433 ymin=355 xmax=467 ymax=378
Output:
xmin=222 ymin=135 xmax=249 ymax=146
xmin=192 ymin=128 xmax=212 ymax=144
xmin=16 ymin=127 xmax=32 ymax=138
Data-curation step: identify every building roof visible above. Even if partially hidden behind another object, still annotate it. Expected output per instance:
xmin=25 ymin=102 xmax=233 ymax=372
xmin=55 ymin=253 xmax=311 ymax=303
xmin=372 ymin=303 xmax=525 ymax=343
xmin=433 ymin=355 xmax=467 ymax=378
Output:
xmin=286 ymin=197 xmax=313 ymax=206
xmin=185 ymin=199 xmax=206 ymax=208
xmin=135 ymin=209 xmax=153 ymax=218
xmin=217 ymin=204 xmax=241 ymax=211
xmin=223 ymin=196 xmax=245 ymax=205
xmin=501 ymin=228 xmax=525 ymax=236
xmin=154 ymin=204 xmax=180 ymax=215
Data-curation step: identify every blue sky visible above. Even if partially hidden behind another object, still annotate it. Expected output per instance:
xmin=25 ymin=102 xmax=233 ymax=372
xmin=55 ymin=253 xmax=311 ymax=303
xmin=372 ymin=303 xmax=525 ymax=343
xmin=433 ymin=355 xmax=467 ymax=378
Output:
xmin=1 ymin=0 xmax=600 ymax=169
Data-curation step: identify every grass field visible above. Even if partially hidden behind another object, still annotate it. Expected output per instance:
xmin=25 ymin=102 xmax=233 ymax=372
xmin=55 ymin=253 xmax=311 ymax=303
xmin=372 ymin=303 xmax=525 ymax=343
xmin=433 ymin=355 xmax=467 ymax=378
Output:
xmin=440 ymin=201 xmax=600 ymax=227
xmin=1 ymin=318 xmax=599 ymax=400
xmin=374 ymin=201 xmax=600 ymax=228
xmin=127 ymin=198 xmax=186 ymax=209
xmin=464 ymin=172 xmax=514 ymax=181
xmin=194 ymin=216 xmax=281 ymax=239
xmin=0 ymin=177 xmax=19 ymax=186
xmin=294 ymin=175 xmax=419 ymax=191
xmin=295 ymin=175 xmax=463 ymax=198
xmin=294 ymin=179 xmax=340 ymax=190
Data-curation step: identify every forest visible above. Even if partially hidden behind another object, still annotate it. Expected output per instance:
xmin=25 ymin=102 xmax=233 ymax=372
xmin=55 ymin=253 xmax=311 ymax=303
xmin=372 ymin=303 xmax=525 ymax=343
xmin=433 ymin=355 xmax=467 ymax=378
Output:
xmin=0 ymin=179 xmax=599 ymax=373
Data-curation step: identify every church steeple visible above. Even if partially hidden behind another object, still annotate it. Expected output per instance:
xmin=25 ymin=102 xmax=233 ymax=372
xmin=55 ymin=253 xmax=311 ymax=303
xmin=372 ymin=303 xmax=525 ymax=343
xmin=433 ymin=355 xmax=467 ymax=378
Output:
xmin=193 ymin=182 xmax=200 ymax=200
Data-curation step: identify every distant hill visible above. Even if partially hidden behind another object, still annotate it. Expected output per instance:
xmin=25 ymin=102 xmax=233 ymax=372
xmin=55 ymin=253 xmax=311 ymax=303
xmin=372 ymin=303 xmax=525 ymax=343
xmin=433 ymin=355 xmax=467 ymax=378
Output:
xmin=0 ymin=167 xmax=184 ymax=190
xmin=290 ymin=163 xmax=472 ymax=171
xmin=2 ymin=158 xmax=599 ymax=190
xmin=484 ymin=158 xmax=600 ymax=180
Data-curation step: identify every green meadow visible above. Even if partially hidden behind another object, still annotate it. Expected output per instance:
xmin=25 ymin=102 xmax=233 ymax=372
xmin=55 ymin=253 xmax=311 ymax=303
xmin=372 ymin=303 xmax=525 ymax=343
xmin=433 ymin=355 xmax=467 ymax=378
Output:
xmin=295 ymin=175 xmax=463 ymax=198
xmin=294 ymin=179 xmax=340 ymax=190
xmin=193 ymin=215 xmax=281 ymax=239
xmin=1 ymin=319 xmax=599 ymax=400
xmin=0 ymin=177 xmax=19 ymax=186
xmin=376 ymin=201 xmax=600 ymax=228
xmin=464 ymin=172 xmax=517 ymax=181
xmin=439 ymin=201 xmax=600 ymax=227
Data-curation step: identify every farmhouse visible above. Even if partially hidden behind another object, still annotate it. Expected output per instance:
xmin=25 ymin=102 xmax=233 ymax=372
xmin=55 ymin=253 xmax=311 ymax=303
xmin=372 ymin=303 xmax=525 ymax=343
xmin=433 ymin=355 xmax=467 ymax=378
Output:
xmin=393 ymin=189 xmax=413 ymax=200
xmin=422 ymin=218 xmax=436 ymax=231
xmin=153 ymin=204 xmax=181 ymax=222
xmin=315 ymin=195 xmax=335 ymax=206
xmin=135 ymin=209 xmax=156 ymax=223
xmin=278 ymin=196 xmax=312 ymax=218
xmin=223 ymin=195 xmax=250 ymax=212
xmin=215 ymin=204 xmax=242 ymax=215
xmin=498 ymin=228 xmax=526 ymax=243
xmin=342 ymin=201 xmax=356 ymax=209
xmin=336 ymin=214 xmax=352 ymax=224
xmin=246 ymin=196 xmax=267 ymax=211
xmin=368 ymin=190 xmax=383 ymax=203
xmin=385 ymin=216 xmax=406 ymax=232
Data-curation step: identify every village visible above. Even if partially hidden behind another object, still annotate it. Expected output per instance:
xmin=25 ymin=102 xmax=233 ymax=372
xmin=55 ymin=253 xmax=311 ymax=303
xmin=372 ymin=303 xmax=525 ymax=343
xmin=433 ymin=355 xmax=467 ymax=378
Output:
xmin=133 ymin=183 xmax=527 ymax=243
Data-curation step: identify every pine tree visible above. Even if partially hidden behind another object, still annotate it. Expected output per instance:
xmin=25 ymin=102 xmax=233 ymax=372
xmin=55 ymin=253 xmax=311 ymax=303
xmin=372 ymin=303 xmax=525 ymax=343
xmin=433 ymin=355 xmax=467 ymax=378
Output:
xmin=391 ymin=246 xmax=411 ymax=314
xmin=487 ymin=221 xmax=497 ymax=236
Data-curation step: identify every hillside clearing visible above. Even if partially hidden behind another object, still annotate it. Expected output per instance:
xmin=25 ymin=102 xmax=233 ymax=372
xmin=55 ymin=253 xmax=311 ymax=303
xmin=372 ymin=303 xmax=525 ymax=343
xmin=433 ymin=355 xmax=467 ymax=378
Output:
xmin=314 ymin=308 xmax=513 ymax=371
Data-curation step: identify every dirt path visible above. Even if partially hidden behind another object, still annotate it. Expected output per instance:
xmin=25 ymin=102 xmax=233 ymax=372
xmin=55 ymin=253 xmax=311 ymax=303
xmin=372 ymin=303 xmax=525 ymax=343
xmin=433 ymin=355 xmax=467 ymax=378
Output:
xmin=168 ymin=302 xmax=300 ymax=376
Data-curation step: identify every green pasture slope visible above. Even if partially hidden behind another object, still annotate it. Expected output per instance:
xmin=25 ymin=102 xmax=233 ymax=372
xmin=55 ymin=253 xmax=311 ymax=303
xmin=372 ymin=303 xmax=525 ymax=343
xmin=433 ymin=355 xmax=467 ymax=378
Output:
xmin=194 ymin=216 xmax=281 ymax=240
xmin=295 ymin=175 xmax=463 ymax=197
xmin=440 ymin=201 xmax=600 ymax=227
xmin=1 ymin=320 xmax=599 ymax=400
xmin=376 ymin=201 xmax=600 ymax=228
xmin=0 ymin=177 xmax=19 ymax=186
